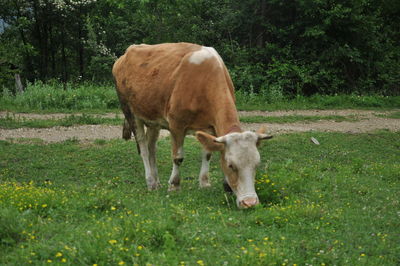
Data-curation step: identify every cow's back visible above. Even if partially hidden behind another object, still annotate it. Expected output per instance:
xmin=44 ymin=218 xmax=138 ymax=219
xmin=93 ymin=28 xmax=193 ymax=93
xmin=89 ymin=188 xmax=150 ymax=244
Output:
xmin=113 ymin=42 xmax=237 ymax=134
xmin=113 ymin=43 xmax=201 ymax=121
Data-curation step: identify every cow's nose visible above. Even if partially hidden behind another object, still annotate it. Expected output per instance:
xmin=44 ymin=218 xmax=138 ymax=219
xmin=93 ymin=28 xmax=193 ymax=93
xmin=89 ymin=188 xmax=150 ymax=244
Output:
xmin=239 ymin=197 xmax=259 ymax=208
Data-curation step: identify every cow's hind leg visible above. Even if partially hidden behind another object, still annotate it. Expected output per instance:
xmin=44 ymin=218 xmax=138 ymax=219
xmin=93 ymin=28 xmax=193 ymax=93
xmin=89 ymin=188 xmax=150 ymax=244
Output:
xmin=147 ymin=126 xmax=161 ymax=188
xmin=168 ymin=130 xmax=185 ymax=191
xmin=135 ymin=119 xmax=159 ymax=190
xmin=199 ymin=149 xmax=212 ymax=188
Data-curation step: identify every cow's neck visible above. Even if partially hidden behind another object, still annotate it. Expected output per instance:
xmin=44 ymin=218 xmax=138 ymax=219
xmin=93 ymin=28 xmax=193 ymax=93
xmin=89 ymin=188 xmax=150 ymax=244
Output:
xmin=214 ymin=100 xmax=242 ymax=136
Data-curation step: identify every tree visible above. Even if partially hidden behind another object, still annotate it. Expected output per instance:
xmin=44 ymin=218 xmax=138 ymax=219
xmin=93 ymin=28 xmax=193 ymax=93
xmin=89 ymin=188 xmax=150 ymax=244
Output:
xmin=0 ymin=0 xmax=398 ymax=95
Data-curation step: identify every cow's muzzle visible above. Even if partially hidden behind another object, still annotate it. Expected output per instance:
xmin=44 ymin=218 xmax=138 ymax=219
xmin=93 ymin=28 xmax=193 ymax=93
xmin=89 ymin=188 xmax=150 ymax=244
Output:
xmin=238 ymin=197 xmax=259 ymax=209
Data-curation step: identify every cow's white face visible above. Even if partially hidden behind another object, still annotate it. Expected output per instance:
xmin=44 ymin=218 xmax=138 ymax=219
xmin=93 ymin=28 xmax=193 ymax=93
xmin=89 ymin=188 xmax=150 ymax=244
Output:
xmin=196 ymin=130 xmax=272 ymax=208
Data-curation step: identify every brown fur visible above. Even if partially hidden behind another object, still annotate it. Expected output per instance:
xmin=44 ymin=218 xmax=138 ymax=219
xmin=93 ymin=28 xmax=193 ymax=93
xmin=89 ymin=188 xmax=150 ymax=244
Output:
xmin=112 ymin=43 xmax=241 ymax=143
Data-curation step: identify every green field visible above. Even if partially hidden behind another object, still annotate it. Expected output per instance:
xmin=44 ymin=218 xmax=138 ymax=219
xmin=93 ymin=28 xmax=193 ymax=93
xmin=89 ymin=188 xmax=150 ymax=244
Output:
xmin=0 ymin=113 xmax=365 ymax=129
xmin=1 ymin=132 xmax=399 ymax=265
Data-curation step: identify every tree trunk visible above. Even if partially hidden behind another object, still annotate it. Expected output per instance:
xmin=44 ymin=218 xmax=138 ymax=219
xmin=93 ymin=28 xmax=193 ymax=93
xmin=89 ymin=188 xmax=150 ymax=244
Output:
xmin=12 ymin=0 xmax=34 ymax=80
xmin=15 ymin=74 xmax=24 ymax=93
xmin=49 ymin=24 xmax=56 ymax=77
xmin=256 ymin=0 xmax=267 ymax=48
xmin=78 ymin=22 xmax=84 ymax=79
xmin=32 ymin=0 xmax=45 ymax=80
xmin=61 ymin=27 xmax=68 ymax=90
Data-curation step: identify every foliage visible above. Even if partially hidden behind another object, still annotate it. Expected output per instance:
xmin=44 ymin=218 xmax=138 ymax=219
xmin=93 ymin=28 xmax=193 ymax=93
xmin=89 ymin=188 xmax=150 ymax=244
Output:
xmin=0 ymin=132 xmax=399 ymax=264
xmin=234 ymin=90 xmax=400 ymax=111
xmin=0 ymin=0 xmax=399 ymax=95
xmin=0 ymin=82 xmax=398 ymax=113
xmin=0 ymin=81 xmax=119 ymax=111
xmin=1 ymin=82 xmax=399 ymax=112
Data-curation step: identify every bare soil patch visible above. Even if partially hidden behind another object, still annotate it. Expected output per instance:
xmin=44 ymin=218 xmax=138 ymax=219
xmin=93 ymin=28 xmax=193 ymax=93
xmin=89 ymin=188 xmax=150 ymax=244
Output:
xmin=1 ymin=110 xmax=399 ymax=143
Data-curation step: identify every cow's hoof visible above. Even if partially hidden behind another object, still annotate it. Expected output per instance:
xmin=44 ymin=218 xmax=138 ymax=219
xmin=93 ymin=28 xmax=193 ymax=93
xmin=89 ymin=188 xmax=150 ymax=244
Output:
xmin=147 ymin=182 xmax=161 ymax=191
xmin=200 ymin=182 xmax=211 ymax=188
xmin=168 ymin=184 xmax=180 ymax=192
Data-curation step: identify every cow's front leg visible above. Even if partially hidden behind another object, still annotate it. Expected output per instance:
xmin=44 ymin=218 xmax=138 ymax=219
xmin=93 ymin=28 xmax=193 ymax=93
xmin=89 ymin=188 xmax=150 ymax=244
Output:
xmin=168 ymin=130 xmax=185 ymax=191
xmin=135 ymin=119 xmax=159 ymax=190
xmin=199 ymin=149 xmax=212 ymax=188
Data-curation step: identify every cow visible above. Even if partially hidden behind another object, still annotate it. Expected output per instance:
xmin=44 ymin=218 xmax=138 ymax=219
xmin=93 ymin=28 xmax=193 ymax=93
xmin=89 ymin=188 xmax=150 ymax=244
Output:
xmin=112 ymin=43 xmax=272 ymax=208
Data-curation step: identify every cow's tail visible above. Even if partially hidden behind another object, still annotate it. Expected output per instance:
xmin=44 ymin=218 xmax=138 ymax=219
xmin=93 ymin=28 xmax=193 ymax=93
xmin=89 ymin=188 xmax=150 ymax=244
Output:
xmin=121 ymin=109 xmax=141 ymax=155
xmin=117 ymin=91 xmax=141 ymax=155
xmin=122 ymin=119 xmax=132 ymax=140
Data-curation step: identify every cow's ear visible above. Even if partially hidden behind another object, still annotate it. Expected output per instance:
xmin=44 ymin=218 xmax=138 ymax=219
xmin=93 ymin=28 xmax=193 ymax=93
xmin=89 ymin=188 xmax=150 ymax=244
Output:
xmin=196 ymin=131 xmax=225 ymax=152
xmin=256 ymin=126 xmax=273 ymax=146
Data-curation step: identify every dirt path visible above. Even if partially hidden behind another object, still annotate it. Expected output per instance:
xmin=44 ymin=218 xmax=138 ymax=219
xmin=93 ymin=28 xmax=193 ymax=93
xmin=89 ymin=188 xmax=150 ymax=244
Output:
xmin=1 ymin=110 xmax=399 ymax=143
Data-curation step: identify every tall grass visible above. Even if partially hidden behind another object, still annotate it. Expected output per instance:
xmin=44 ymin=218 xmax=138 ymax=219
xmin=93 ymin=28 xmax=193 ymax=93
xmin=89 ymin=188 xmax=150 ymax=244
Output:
xmin=1 ymin=81 xmax=399 ymax=112
xmin=0 ymin=81 xmax=119 ymax=112
xmin=235 ymin=90 xmax=400 ymax=110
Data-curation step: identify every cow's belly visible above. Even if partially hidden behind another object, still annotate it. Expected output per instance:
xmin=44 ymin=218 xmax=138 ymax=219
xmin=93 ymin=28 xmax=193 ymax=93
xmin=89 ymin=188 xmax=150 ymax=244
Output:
xmin=139 ymin=115 xmax=215 ymax=136
xmin=140 ymin=117 xmax=170 ymax=130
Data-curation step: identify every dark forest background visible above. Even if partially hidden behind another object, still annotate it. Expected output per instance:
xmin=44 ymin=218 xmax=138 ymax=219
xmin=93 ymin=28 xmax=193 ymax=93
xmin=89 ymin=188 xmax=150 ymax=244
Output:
xmin=1 ymin=0 xmax=399 ymax=96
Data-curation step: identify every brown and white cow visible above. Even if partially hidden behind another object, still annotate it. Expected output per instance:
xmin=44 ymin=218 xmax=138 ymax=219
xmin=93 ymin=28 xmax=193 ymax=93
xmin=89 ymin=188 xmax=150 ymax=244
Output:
xmin=112 ymin=42 xmax=272 ymax=208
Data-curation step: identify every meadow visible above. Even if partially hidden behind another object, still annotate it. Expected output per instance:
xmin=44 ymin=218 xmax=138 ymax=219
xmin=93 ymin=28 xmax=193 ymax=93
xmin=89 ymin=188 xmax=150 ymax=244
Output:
xmin=1 ymin=82 xmax=399 ymax=264
xmin=1 ymin=82 xmax=400 ymax=113
xmin=1 ymin=131 xmax=399 ymax=265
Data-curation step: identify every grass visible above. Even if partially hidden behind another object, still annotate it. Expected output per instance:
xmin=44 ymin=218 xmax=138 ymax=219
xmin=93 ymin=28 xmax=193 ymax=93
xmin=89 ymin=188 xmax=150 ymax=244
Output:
xmin=0 ymin=81 xmax=120 ymax=113
xmin=0 ymin=113 xmax=121 ymax=129
xmin=235 ymin=90 xmax=400 ymax=111
xmin=0 ymin=113 xmax=366 ymax=129
xmin=240 ymin=115 xmax=361 ymax=124
xmin=375 ymin=111 xmax=400 ymax=119
xmin=1 ymin=81 xmax=399 ymax=113
xmin=1 ymin=131 xmax=399 ymax=265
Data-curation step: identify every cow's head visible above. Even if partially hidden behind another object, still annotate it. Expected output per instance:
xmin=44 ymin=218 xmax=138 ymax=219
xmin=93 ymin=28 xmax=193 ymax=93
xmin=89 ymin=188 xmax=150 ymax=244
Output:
xmin=196 ymin=128 xmax=272 ymax=209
